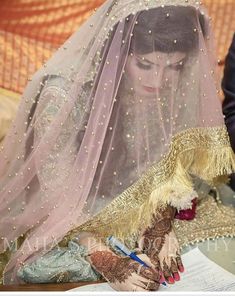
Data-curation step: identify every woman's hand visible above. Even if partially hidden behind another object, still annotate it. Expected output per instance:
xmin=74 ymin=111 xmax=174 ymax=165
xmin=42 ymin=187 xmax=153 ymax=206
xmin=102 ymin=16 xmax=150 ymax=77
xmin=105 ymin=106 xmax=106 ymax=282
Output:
xmin=138 ymin=205 xmax=184 ymax=284
xmin=78 ymin=232 xmax=161 ymax=291
xmin=88 ymin=250 xmax=161 ymax=291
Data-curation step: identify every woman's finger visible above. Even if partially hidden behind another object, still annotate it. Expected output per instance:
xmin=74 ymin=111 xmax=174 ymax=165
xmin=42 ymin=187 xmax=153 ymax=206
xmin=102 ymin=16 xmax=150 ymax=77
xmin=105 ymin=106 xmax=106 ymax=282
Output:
xmin=132 ymin=254 xmax=161 ymax=281
xmin=140 ymin=266 xmax=160 ymax=282
xmin=134 ymin=262 xmax=160 ymax=283
xmin=141 ymin=250 xmax=162 ymax=276
xmin=162 ymin=259 xmax=175 ymax=284
xmin=176 ymin=255 xmax=185 ymax=273
xmin=159 ymin=270 xmax=166 ymax=284
xmin=150 ymin=252 xmax=162 ymax=271
xmin=145 ymin=280 xmax=159 ymax=291
xmin=131 ymin=284 xmax=149 ymax=292
xmin=132 ymin=274 xmax=159 ymax=291
xmin=132 ymin=274 xmax=150 ymax=289
xmin=136 ymin=253 xmax=157 ymax=270
xmin=170 ymin=258 xmax=180 ymax=281
xmin=134 ymin=280 xmax=159 ymax=291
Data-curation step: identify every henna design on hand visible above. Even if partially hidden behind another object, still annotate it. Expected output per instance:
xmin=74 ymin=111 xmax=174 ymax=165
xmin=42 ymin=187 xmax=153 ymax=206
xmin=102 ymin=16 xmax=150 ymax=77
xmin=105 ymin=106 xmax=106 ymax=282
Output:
xmin=162 ymin=259 xmax=172 ymax=279
xmin=145 ymin=280 xmax=159 ymax=291
xmin=170 ymin=258 xmax=179 ymax=273
xmin=89 ymin=250 xmax=160 ymax=286
xmin=89 ymin=250 xmax=133 ymax=283
xmin=176 ymin=254 xmax=184 ymax=272
xmin=142 ymin=205 xmax=176 ymax=258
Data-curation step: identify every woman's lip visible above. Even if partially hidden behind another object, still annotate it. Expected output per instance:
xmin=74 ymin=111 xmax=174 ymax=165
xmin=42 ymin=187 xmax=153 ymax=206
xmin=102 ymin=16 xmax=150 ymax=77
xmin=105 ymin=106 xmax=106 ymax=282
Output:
xmin=142 ymin=86 xmax=158 ymax=92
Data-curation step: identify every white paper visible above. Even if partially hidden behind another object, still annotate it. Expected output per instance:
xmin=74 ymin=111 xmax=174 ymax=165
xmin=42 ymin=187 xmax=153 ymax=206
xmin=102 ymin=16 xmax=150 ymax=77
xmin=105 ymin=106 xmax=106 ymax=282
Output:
xmin=68 ymin=282 xmax=114 ymax=292
xmin=68 ymin=248 xmax=235 ymax=292
xmin=160 ymin=247 xmax=235 ymax=292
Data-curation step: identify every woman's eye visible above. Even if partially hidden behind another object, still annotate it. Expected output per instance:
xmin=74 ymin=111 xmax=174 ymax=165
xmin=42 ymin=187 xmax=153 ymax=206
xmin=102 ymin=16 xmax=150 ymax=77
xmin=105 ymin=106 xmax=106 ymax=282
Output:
xmin=136 ymin=60 xmax=152 ymax=70
xmin=169 ymin=63 xmax=184 ymax=71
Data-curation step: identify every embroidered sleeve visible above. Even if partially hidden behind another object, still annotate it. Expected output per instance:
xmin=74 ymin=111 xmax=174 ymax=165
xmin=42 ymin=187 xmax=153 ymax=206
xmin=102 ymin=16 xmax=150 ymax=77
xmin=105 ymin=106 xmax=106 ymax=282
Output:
xmin=33 ymin=76 xmax=88 ymax=193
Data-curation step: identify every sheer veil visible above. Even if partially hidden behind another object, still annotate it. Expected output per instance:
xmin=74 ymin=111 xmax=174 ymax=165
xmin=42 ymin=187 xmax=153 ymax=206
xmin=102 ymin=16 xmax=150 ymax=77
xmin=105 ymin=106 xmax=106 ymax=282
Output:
xmin=0 ymin=0 xmax=235 ymax=284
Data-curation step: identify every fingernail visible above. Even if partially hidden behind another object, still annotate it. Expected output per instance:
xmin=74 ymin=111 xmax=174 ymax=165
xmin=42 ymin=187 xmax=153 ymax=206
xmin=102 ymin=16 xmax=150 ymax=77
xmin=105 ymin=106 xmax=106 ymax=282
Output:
xmin=167 ymin=276 xmax=175 ymax=284
xmin=173 ymin=272 xmax=180 ymax=281
xmin=179 ymin=266 xmax=184 ymax=273
xmin=160 ymin=275 xmax=165 ymax=283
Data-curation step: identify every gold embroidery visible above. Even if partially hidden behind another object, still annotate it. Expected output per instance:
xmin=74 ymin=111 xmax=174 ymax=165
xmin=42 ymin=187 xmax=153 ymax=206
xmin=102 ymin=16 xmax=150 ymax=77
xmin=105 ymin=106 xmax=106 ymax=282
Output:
xmin=0 ymin=235 xmax=26 ymax=284
xmin=111 ymin=195 xmax=235 ymax=251
xmin=174 ymin=195 xmax=235 ymax=249
xmin=0 ymin=249 xmax=11 ymax=285
xmin=50 ymin=271 xmax=70 ymax=283
xmin=63 ymin=126 xmax=235 ymax=243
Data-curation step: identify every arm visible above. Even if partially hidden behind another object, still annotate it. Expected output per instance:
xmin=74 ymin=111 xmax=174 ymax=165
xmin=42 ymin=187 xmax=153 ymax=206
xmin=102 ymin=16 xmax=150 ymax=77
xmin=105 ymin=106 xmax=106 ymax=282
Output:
xmin=139 ymin=205 xmax=176 ymax=259
xmin=33 ymin=76 xmax=86 ymax=194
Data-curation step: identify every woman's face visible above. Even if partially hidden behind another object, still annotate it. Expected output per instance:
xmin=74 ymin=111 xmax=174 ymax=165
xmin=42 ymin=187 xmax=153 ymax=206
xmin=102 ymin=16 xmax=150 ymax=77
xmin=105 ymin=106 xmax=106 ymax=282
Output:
xmin=125 ymin=51 xmax=187 ymax=97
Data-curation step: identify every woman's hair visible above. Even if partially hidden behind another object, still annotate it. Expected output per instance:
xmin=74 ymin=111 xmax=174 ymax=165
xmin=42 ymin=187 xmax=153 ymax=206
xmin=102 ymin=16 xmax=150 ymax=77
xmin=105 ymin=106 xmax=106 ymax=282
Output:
xmin=131 ymin=6 xmax=206 ymax=54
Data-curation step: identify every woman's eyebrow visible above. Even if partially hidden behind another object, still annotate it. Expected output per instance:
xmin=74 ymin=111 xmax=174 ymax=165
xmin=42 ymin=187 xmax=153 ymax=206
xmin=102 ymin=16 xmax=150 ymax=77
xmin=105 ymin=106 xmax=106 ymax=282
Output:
xmin=136 ymin=55 xmax=186 ymax=66
xmin=170 ymin=57 xmax=187 ymax=65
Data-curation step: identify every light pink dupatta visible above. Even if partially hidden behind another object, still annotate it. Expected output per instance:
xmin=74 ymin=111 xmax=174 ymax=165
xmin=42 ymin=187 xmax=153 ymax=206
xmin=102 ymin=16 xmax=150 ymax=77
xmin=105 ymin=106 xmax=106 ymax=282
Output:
xmin=0 ymin=0 xmax=234 ymax=284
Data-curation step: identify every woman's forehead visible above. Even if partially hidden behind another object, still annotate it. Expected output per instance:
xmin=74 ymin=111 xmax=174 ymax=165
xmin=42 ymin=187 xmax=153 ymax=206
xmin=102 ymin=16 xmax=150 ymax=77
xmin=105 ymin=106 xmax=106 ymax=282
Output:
xmin=136 ymin=51 xmax=187 ymax=64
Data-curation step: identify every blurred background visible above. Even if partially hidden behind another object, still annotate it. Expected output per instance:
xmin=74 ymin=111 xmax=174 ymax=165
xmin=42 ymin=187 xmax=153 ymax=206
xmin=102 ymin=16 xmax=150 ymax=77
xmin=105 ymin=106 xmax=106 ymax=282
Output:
xmin=0 ymin=0 xmax=235 ymax=141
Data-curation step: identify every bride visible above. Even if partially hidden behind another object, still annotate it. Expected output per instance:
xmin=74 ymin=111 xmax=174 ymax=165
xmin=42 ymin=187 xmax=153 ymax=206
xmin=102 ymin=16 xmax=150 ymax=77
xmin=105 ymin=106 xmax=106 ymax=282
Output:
xmin=0 ymin=0 xmax=235 ymax=291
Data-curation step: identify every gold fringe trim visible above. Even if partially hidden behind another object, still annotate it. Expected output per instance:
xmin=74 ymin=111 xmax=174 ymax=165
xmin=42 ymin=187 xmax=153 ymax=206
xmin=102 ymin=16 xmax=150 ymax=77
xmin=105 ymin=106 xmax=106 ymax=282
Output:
xmin=149 ymin=159 xmax=193 ymax=209
xmin=62 ymin=126 xmax=235 ymax=243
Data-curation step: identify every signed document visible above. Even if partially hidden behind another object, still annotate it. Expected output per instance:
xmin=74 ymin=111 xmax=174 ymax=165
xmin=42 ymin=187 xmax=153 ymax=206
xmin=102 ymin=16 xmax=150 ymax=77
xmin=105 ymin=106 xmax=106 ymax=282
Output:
xmin=162 ymin=247 xmax=235 ymax=292
xmin=68 ymin=248 xmax=235 ymax=292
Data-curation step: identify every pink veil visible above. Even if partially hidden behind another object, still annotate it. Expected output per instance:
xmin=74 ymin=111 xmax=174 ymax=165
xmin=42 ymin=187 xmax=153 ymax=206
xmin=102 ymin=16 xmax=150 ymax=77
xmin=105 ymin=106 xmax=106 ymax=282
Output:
xmin=1 ymin=0 xmax=235 ymax=284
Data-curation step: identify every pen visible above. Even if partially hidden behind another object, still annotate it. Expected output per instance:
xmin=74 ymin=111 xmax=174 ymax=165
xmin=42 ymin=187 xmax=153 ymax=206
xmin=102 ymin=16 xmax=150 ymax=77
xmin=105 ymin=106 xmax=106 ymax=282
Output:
xmin=108 ymin=236 xmax=167 ymax=286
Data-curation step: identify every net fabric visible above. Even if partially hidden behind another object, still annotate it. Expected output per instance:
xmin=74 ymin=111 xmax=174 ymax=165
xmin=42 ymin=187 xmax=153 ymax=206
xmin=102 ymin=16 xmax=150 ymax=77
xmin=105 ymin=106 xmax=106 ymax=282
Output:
xmin=1 ymin=0 xmax=234 ymax=94
xmin=0 ymin=0 xmax=234 ymax=284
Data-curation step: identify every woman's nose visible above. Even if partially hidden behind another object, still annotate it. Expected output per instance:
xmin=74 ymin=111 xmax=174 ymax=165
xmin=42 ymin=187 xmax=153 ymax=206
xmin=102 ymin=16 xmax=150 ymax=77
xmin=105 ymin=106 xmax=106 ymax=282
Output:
xmin=154 ymin=67 xmax=164 ymax=88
